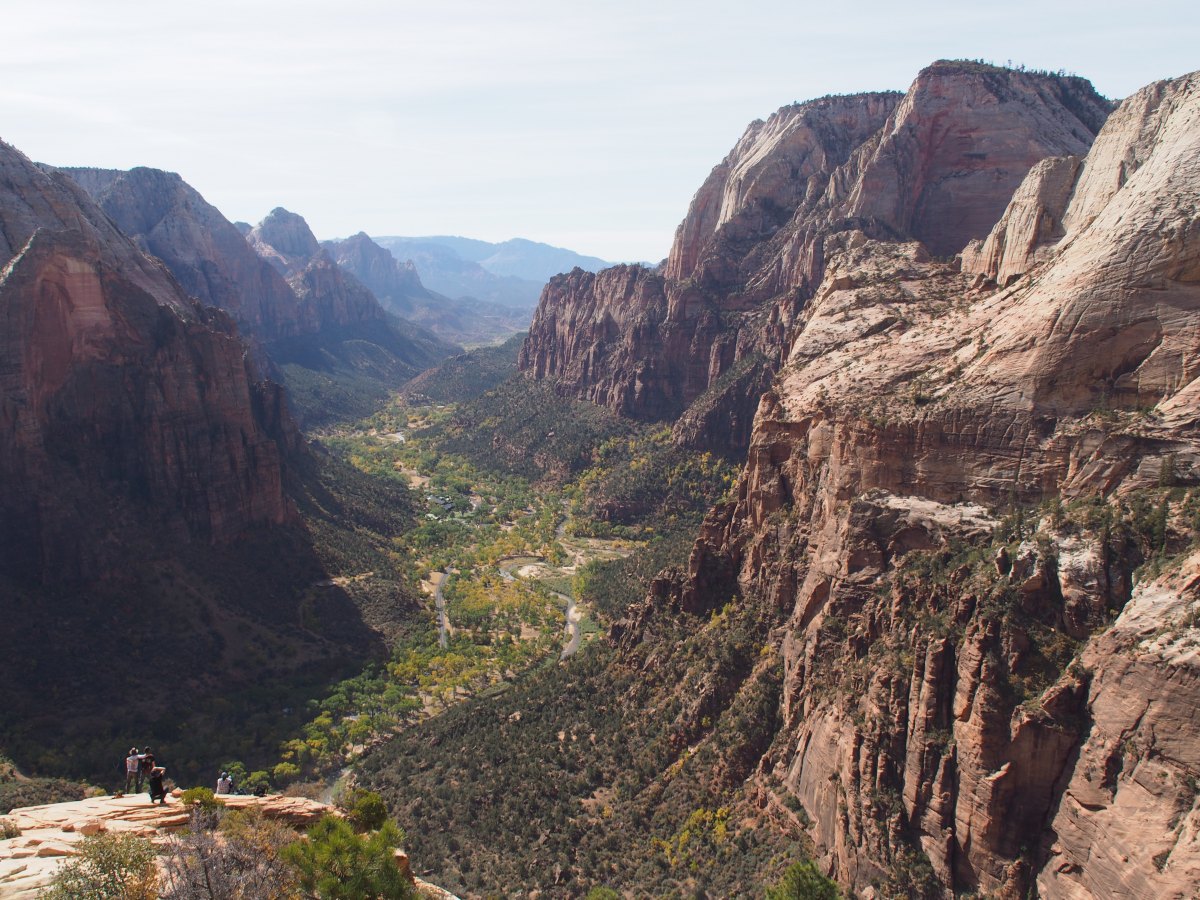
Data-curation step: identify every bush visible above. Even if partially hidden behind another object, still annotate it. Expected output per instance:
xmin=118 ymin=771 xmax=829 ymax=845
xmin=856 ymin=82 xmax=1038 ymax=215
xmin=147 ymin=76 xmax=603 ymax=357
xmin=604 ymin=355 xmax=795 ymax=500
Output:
xmin=162 ymin=806 xmax=299 ymax=900
xmin=765 ymin=860 xmax=841 ymax=899
xmin=273 ymin=762 xmax=301 ymax=785
xmin=40 ymin=831 xmax=158 ymax=899
xmin=282 ymin=815 xmax=415 ymax=899
xmin=243 ymin=770 xmax=272 ymax=796
xmin=763 ymin=859 xmax=840 ymax=900
xmin=179 ymin=786 xmax=225 ymax=811
xmin=0 ymin=817 xmax=20 ymax=839
xmin=339 ymin=788 xmax=390 ymax=833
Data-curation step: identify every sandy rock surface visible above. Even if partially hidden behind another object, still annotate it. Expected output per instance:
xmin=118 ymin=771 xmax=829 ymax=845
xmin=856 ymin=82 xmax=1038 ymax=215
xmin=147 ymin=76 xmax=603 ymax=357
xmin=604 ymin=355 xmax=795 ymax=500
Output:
xmin=0 ymin=792 xmax=328 ymax=898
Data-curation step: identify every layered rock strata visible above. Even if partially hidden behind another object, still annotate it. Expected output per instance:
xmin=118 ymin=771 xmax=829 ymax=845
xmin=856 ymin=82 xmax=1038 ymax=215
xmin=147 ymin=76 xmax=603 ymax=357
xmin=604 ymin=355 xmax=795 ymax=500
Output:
xmin=520 ymin=62 xmax=1112 ymax=453
xmin=0 ymin=793 xmax=456 ymax=899
xmin=622 ymin=70 xmax=1200 ymax=896
xmin=0 ymin=141 xmax=296 ymax=583
xmin=59 ymin=167 xmax=311 ymax=340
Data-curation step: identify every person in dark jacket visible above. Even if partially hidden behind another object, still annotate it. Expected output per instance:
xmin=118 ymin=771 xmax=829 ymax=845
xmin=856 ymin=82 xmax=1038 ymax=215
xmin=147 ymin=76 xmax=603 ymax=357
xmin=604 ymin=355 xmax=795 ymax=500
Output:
xmin=148 ymin=766 xmax=167 ymax=805
xmin=139 ymin=747 xmax=155 ymax=782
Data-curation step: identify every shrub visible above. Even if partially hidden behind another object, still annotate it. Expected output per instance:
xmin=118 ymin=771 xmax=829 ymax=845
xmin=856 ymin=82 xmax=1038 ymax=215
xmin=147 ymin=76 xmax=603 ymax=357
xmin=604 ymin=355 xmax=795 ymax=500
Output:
xmin=339 ymin=788 xmax=390 ymax=833
xmin=272 ymin=762 xmax=301 ymax=785
xmin=162 ymin=806 xmax=299 ymax=900
xmin=765 ymin=860 xmax=841 ymax=900
xmin=282 ymin=815 xmax=415 ymax=899
xmin=40 ymin=831 xmax=158 ymax=899
xmin=0 ymin=817 xmax=20 ymax=839
xmin=586 ymin=888 xmax=622 ymax=900
xmin=243 ymin=770 xmax=272 ymax=796
xmin=179 ymin=787 xmax=225 ymax=811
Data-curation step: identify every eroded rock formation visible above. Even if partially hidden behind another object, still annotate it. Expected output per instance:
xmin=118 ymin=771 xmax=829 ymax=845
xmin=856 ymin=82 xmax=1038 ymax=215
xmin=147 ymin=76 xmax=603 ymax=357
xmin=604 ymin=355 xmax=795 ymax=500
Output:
xmin=631 ymin=69 xmax=1200 ymax=897
xmin=59 ymin=167 xmax=311 ymax=340
xmin=325 ymin=232 xmax=530 ymax=346
xmin=248 ymin=207 xmax=388 ymax=330
xmin=520 ymin=61 xmax=1112 ymax=454
xmin=0 ymin=141 xmax=296 ymax=584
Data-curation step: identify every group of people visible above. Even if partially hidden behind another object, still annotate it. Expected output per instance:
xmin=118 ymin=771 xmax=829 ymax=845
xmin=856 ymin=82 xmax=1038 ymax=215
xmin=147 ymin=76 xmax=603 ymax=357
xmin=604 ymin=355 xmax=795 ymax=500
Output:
xmin=123 ymin=746 xmax=167 ymax=804
xmin=121 ymin=749 xmax=260 ymax=803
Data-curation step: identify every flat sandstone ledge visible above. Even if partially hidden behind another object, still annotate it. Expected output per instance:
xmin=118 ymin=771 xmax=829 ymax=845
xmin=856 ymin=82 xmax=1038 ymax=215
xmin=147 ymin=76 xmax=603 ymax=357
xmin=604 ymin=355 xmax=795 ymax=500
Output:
xmin=0 ymin=792 xmax=456 ymax=899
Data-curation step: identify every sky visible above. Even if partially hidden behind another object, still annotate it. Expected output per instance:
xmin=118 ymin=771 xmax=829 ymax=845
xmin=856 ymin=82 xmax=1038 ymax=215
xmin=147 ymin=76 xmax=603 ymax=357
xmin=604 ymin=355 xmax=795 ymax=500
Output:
xmin=1 ymin=1 xmax=1197 ymax=262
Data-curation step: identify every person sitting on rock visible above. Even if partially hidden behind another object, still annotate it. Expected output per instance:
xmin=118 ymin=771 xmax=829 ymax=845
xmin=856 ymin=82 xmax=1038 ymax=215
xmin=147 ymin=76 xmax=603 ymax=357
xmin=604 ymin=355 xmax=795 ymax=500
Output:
xmin=124 ymin=747 xmax=142 ymax=794
xmin=148 ymin=766 xmax=167 ymax=805
xmin=216 ymin=771 xmax=232 ymax=794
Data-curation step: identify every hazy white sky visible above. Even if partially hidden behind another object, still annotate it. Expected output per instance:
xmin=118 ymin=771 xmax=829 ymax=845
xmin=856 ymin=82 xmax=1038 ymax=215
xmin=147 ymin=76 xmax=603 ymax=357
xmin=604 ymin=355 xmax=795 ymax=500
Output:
xmin=2 ymin=0 xmax=1196 ymax=261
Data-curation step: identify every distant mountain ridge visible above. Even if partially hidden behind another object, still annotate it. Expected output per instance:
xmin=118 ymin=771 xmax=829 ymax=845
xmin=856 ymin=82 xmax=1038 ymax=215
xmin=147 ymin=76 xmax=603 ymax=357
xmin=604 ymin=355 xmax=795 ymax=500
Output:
xmin=322 ymin=232 xmax=533 ymax=346
xmin=54 ymin=169 xmax=461 ymax=426
xmin=371 ymin=235 xmax=611 ymax=308
xmin=400 ymin=235 xmax=610 ymax=281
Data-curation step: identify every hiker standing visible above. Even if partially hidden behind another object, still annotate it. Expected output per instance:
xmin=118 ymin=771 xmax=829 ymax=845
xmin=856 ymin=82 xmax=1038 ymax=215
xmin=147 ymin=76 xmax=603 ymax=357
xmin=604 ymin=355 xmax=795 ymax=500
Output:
xmin=124 ymin=748 xmax=142 ymax=793
xmin=148 ymin=766 xmax=167 ymax=805
xmin=139 ymin=747 xmax=155 ymax=785
xmin=216 ymin=771 xmax=232 ymax=794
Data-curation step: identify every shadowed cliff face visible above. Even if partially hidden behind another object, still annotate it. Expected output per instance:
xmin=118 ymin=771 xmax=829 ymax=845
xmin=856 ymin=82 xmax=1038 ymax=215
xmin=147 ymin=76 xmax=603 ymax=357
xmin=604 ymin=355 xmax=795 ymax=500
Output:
xmin=326 ymin=232 xmax=427 ymax=315
xmin=519 ymin=62 xmax=1112 ymax=455
xmin=59 ymin=167 xmax=310 ymax=341
xmin=0 ymin=142 xmax=400 ymax=785
xmin=57 ymin=172 xmax=458 ymax=425
xmin=615 ymin=70 xmax=1200 ymax=897
xmin=0 ymin=143 xmax=298 ymax=584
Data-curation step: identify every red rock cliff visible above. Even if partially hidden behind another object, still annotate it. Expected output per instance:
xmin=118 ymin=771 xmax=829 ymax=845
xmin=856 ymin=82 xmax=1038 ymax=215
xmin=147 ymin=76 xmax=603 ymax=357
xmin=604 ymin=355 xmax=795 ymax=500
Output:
xmin=0 ymin=141 xmax=297 ymax=583
xmin=59 ymin=167 xmax=313 ymax=341
xmin=637 ymin=70 xmax=1200 ymax=897
xmin=520 ymin=62 xmax=1112 ymax=454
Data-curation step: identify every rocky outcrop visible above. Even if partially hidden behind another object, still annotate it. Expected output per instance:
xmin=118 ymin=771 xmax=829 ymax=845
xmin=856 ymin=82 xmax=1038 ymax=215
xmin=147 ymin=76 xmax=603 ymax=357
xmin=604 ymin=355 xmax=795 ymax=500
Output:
xmin=0 ymin=141 xmax=297 ymax=584
xmin=55 ymin=173 xmax=456 ymax=421
xmin=625 ymin=69 xmax=1200 ymax=896
xmin=249 ymin=206 xmax=322 ymax=267
xmin=0 ymin=793 xmax=322 ymax=897
xmin=58 ymin=167 xmax=311 ymax=340
xmin=1038 ymin=550 xmax=1200 ymax=899
xmin=664 ymin=91 xmax=902 ymax=286
xmin=520 ymin=62 xmax=1112 ymax=453
xmin=248 ymin=208 xmax=386 ymax=329
xmin=960 ymin=155 xmax=1084 ymax=286
xmin=0 ymin=793 xmax=457 ymax=899
xmin=242 ymin=209 xmax=456 ymax=424
xmin=327 ymin=232 xmax=428 ymax=315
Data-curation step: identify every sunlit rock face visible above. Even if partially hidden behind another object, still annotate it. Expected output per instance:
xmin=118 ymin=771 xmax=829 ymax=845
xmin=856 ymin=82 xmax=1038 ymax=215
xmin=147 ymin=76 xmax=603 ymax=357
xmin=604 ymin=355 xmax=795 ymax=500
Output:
xmin=520 ymin=61 xmax=1111 ymax=455
xmin=652 ymin=69 xmax=1200 ymax=897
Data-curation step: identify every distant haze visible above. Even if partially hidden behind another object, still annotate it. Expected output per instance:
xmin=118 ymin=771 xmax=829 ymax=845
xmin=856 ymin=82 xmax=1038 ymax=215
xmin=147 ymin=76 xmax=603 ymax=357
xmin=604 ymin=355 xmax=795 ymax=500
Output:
xmin=2 ymin=0 xmax=1197 ymax=261
xmin=370 ymin=235 xmax=610 ymax=309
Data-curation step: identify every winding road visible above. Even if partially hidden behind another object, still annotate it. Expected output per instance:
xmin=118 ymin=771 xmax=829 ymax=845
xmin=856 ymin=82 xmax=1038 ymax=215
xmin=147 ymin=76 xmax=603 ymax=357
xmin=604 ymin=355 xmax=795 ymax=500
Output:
xmin=433 ymin=571 xmax=452 ymax=649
